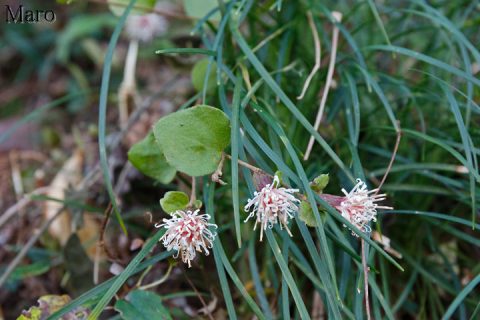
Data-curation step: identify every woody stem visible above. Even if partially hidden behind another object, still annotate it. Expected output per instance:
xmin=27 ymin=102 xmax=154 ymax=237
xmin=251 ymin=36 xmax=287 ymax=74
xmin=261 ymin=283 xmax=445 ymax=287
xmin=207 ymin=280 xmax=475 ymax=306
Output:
xmin=224 ymin=153 xmax=271 ymax=177
xmin=188 ymin=176 xmax=196 ymax=207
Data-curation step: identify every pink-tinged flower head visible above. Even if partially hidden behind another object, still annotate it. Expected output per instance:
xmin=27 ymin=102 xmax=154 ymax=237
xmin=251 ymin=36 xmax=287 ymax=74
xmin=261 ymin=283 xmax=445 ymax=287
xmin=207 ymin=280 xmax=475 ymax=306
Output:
xmin=244 ymin=175 xmax=300 ymax=241
xmin=337 ymin=179 xmax=392 ymax=236
xmin=155 ymin=209 xmax=217 ymax=267
xmin=125 ymin=13 xmax=168 ymax=42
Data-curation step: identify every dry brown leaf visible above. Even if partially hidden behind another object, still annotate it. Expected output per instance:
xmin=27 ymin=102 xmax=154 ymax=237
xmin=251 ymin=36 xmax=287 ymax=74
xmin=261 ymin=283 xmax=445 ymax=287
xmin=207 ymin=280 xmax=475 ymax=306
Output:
xmin=43 ymin=149 xmax=83 ymax=245
xmin=76 ymin=214 xmax=101 ymax=259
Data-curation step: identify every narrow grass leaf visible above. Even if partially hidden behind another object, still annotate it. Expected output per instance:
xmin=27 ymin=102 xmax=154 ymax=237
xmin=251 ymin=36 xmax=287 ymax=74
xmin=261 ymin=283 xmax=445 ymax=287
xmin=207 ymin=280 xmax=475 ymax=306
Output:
xmin=97 ymin=0 xmax=137 ymax=235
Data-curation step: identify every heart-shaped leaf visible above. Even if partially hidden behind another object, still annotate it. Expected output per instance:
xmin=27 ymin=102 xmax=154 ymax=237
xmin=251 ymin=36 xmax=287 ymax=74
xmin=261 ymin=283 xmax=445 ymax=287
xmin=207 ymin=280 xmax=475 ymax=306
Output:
xmin=191 ymin=59 xmax=217 ymax=94
xmin=128 ymin=132 xmax=176 ymax=184
xmin=115 ymin=290 xmax=171 ymax=320
xmin=153 ymin=105 xmax=230 ymax=176
xmin=160 ymin=191 xmax=189 ymax=214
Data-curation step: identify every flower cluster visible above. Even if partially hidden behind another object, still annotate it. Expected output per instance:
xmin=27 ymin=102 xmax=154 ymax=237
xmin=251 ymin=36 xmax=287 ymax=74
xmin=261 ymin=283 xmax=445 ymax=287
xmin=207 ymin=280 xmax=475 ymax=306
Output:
xmin=156 ymin=209 xmax=217 ymax=267
xmin=244 ymin=175 xmax=300 ymax=241
xmin=337 ymin=179 xmax=392 ymax=236
xmin=125 ymin=13 xmax=168 ymax=43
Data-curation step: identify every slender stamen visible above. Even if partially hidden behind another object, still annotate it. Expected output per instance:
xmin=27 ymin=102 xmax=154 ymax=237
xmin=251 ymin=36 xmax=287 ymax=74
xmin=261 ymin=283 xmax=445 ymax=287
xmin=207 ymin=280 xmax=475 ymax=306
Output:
xmin=156 ymin=209 xmax=217 ymax=267
xmin=337 ymin=179 xmax=392 ymax=236
xmin=244 ymin=175 xmax=300 ymax=241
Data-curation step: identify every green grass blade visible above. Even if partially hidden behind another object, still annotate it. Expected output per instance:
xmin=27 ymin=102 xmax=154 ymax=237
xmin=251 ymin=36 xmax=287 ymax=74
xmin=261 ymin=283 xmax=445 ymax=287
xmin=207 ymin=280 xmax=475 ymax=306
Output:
xmin=385 ymin=210 xmax=480 ymax=229
xmin=215 ymin=238 xmax=266 ymax=319
xmin=366 ymin=0 xmax=393 ymax=48
xmin=442 ymin=274 xmax=480 ymax=320
xmin=248 ymin=236 xmax=274 ymax=319
xmin=281 ymin=234 xmax=291 ymax=319
xmin=204 ymin=179 xmax=237 ymax=320
xmin=266 ymin=230 xmax=311 ymax=319
xmin=366 ymin=45 xmax=480 ymax=87
xmin=88 ymin=229 xmax=165 ymax=319
xmin=0 ymin=92 xmax=87 ymax=145
xmin=250 ymin=102 xmax=342 ymax=317
xmin=392 ymin=271 xmax=418 ymax=312
xmin=46 ymin=251 xmax=172 ymax=320
xmin=230 ymin=22 xmax=354 ymax=182
xmin=379 ymin=127 xmax=480 ymax=182
xmin=97 ymin=0 xmax=137 ymax=235
xmin=443 ymin=86 xmax=477 ymax=227
xmin=231 ymin=74 xmax=243 ymax=248
xmin=155 ymin=48 xmax=216 ymax=56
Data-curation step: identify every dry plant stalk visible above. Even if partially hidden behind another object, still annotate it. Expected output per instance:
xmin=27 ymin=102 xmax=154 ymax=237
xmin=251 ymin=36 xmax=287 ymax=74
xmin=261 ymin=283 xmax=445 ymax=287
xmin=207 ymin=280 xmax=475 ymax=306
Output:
xmin=297 ymin=11 xmax=321 ymax=100
xmin=304 ymin=11 xmax=342 ymax=161
xmin=118 ymin=40 xmax=139 ymax=128
xmin=44 ymin=149 xmax=84 ymax=245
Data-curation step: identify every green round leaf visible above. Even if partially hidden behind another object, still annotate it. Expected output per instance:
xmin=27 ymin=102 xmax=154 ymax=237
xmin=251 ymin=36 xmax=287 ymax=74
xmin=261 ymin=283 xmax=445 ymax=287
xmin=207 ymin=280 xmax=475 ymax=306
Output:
xmin=191 ymin=59 xmax=217 ymax=94
xmin=128 ymin=132 xmax=176 ymax=184
xmin=108 ymin=0 xmax=156 ymax=17
xmin=153 ymin=105 xmax=231 ymax=176
xmin=160 ymin=191 xmax=189 ymax=214
xmin=114 ymin=290 xmax=172 ymax=320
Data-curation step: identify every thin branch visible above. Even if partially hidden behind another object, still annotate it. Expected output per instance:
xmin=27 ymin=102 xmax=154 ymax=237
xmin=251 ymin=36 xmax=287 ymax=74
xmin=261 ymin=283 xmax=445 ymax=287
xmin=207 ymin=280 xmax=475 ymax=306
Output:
xmin=135 ymin=265 xmax=153 ymax=288
xmin=98 ymin=203 xmax=122 ymax=263
xmin=211 ymin=152 xmax=227 ymax=185
xmin=0 ymin=187 xmax=50 ymax=229
xmin=304 ymin=12 xmax=342 ymax=161
xmin=138 ymin=263 xmax=173 ymax=290
xmin=224 ymin=153 xmax=270 ymax=176
xmin=374 ymin=121 xmax=402 ymax=194
xmin=361 ymin=239 xmax=372 ymax=320
xmin=0 ymin=207 xmax=64 ymax=287
xmin=188 ymin=176 xmax=197 ymax=207
xmin=93 ymin=243 xmax=101 ymax=285
xmin=297 ymin=11 xmax=321 ymax=100
xmin=183 ymin=271 xmax=215 ymax=320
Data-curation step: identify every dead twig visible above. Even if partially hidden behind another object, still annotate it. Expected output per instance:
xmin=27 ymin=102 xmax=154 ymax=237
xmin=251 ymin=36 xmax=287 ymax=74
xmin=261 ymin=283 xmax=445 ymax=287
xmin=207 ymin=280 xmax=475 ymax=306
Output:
xmin=187 ymin=176 xmax=197 ymax=207
xmin=374 ymin=121 xmax=402 ymax=195
xmin=361 ymin=239 xmax=372 ymax=320
xmin=211 ymin=152 xmax=227 ymax=185
xmin=224 ymin=153 xmax=269 ymax=176
xmin=297 ymin=12 xmax=321 ymax=100
xmin=98 ymin=203 xmax=123 ymax=263
xmin=0 ymin=207 xmax=64 ymax=288
xmin=183 ymin=271 xmax=215 ymax=320
xmin=0 ymin=187 xmax=50 ymax=229
xmin=138 ymin=262 xmax=173 ymax=290
xmin=304 ymin=12 xmax=342 ymax=161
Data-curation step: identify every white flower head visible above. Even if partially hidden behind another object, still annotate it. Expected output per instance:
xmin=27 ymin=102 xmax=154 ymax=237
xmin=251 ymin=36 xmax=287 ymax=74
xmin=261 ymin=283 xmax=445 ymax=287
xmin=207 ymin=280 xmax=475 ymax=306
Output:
xmin=338 ymin=179 xmax=392 ymax=236
xmin=125 ymin=13 xmax=168 ymax=43
xmin=244 ymin=175 xmax=300 ymax=241
xmin=155 ymin=209 xmax=217 ymax=267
